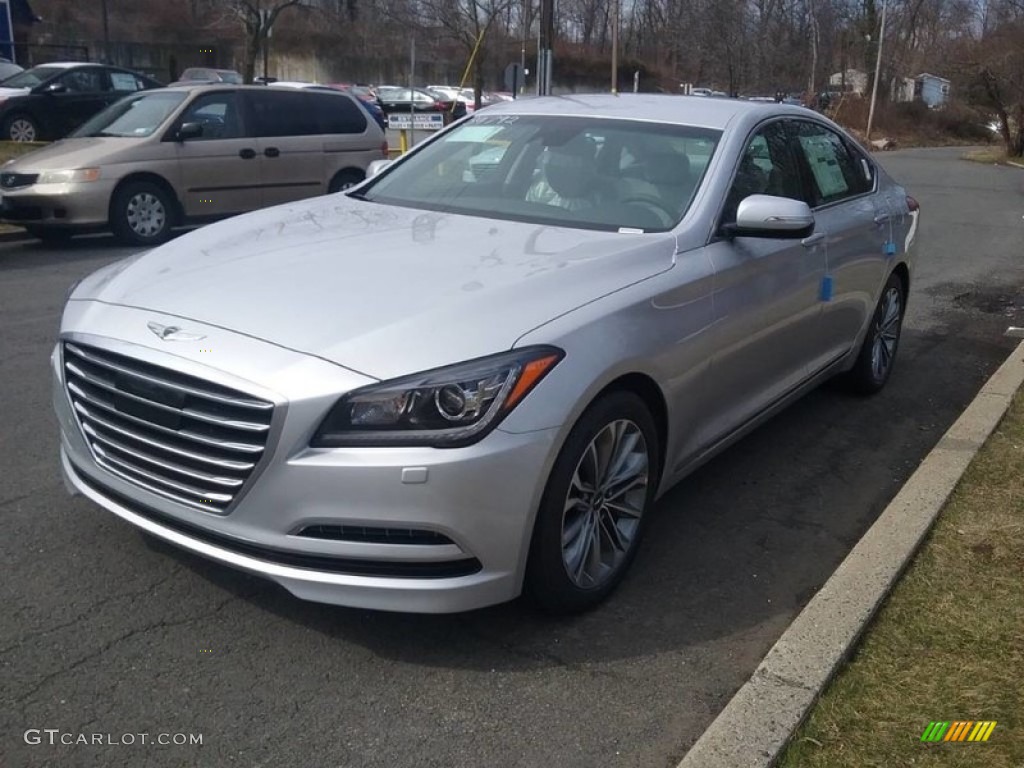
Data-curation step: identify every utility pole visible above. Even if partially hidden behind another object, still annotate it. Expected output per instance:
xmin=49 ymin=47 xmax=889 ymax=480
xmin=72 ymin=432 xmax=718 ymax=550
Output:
xmin=865 ymin=0 xmax=887 ymax=141
xmin=537 ymin=0 xmax=554 ymax=95
xmin=101 ymin=0 xmax=110 ymax=62
xmin=610 ymin=0 xmax=619 ymax=93
xmin=520 ymin=0 xmax=527 ymax=96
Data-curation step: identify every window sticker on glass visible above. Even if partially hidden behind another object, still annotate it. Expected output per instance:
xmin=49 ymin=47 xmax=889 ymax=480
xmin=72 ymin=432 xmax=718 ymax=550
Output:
xmin=444 ymin=125 xmax=504 ymax=143
xmin=799 ymin=135 xmax=849 ymax=198
xmin=110 ymin=73 xmax=139 ymax=91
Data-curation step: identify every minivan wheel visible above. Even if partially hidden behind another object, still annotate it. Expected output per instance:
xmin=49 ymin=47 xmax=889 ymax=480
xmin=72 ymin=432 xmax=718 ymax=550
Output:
xmin=5 ymin=114 xmax=38 ymax=142
xmin=328 ymin=169 xmax=365 ymax=193
xmin=111 ymin=181 xmax=174 ymax=246
xmin=525 ymin=391 xmax=659 ymax=614
xmin=845 ymin=272 xmax=905 ymax=394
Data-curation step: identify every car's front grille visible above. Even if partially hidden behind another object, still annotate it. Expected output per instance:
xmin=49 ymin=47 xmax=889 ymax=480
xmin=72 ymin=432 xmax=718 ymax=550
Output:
xmin=63 ymin=342 xmax=274 ymax=514
xmin=1 ymin=172 xmax=38 ymax=189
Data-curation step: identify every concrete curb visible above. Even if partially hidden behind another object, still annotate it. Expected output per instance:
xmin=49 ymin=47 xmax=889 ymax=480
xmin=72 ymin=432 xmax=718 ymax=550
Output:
xmin=677 ymin=340 xmax=1024 ymax=768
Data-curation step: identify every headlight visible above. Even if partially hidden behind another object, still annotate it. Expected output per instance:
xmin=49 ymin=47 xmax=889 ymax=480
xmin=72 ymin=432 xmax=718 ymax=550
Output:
xmin=38 ymin=168 xmax=101 ymax=184
xmin=311 ymin=347 xmax=563 ymax=448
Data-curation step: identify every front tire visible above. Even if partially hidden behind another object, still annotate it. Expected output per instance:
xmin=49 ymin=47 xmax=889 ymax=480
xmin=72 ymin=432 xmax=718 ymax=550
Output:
xmin=5 ymin=113 xmax=39 ymax=142
xmin=846 ymin=272 xmax=905 ymax=394
xmin=110 ymin=181 xmax=175 ymax=246
xmin=526 ymin=391 xmax=660 ymax=614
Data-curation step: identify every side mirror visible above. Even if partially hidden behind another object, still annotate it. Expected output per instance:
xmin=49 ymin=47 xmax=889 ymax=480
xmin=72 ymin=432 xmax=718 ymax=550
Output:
xmin=725 ymin=194 xmax=814 ymax=238
xmin=367 ymin=158 xmax=392 ymax=177
xmin=38 ymin=81 xmax=67 ymax=95
xmin=175 ymin=122 xmax=204 ymax=141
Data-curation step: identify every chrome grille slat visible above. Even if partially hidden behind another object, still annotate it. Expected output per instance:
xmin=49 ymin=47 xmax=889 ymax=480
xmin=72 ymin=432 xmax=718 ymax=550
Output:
xmin=65 ymin=342 xmax=273 ymax=411
xmin=64 ymin=342 xmax=274 ymax=513
xmin=83 ymin=422 xmax=245 ymax=489
xmin=69 ymin=389 xmax=264 ymax=454
xmin=77 ymin=405 xmax=256 ymax=470
xmin=93 ymin=444 xmax=234 ymax=504
xmin=65 ymin=360 xmax=270 ymax=432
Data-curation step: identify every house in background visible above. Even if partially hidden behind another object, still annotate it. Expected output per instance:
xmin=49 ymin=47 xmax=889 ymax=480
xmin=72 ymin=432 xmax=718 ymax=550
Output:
xmin=892 ymin=72 xmax=951 ymax=107
xmin=914 ymin=73 xmax=950 ymax=107
xmin=829 ymin=68 xmax=868 ymax=95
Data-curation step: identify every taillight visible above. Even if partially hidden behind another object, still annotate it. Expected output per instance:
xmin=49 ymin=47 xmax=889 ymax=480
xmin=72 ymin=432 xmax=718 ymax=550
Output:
xmin=380 ymin=140 xmax=389 ymax=157
xmin=906 ymin=195 xmax=920 ymax=212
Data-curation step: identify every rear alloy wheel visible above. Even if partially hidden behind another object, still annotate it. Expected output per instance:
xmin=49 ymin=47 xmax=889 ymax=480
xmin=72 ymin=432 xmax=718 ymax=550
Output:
xmin=526 ymin=391 xmax=659 ymax=613
xmin=5 ymin=114 xmax=38 ymax=142
xmin=328 ymin=169 xmax=365 ymax=193
xmin=846 ymin=272 xmax=905 ymax=394
xmin=111 ymin=181 xmax=174 ymax=246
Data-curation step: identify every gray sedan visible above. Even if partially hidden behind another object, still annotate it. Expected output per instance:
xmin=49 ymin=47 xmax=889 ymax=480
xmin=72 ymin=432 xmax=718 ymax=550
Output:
xmin=53 ymin=94 xmax=918 ymax=613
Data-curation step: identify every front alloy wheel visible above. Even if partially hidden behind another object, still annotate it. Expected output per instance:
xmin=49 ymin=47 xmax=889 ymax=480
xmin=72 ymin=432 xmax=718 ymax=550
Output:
xmin=561 ymin=420 xmax=648 ymax=589
xmin=527 ymin=391 xmax=659 ymax=613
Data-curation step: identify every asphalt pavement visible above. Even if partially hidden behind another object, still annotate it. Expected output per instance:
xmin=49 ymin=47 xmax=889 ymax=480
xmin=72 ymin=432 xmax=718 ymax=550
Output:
xmin=1 ymin=147 xmax=1022 ymax=768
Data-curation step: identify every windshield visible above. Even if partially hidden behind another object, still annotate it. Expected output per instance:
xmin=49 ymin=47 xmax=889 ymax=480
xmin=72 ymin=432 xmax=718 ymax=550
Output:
xmin=1 ymin=66 xmax=65 ymax=89
xmin=359 ymin=115 xmax=721 ymax=233
xmin=71 ymin=91 xmax=187 ymax=138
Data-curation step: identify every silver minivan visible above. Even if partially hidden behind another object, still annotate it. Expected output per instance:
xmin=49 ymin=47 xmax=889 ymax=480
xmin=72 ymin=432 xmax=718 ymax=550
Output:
xmin=0 ymin=84 xmax=388 ymax=244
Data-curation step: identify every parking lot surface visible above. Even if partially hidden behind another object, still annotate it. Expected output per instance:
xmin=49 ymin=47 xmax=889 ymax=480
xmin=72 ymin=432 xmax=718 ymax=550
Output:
xmin=2 ymin=147 xmax=1022 ymax=767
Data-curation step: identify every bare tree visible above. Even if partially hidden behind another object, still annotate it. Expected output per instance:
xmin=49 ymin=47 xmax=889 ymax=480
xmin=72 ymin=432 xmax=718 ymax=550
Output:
xmin=211 ymin=0 xmax=307 ymax=82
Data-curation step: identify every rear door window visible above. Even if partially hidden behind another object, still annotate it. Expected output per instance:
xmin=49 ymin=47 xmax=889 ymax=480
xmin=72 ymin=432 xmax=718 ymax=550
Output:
xmin=790 ymin=121 xmax=871 ymax=206
xmin=245 ymin=90 xmax=320 ymax=137
xmin=313 ymin=93 xmax=367 ymax=134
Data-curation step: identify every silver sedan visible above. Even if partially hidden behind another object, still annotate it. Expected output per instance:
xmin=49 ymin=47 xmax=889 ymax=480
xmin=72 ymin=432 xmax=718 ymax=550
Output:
xmin=53 ymin=94 xmax=918 ymax=613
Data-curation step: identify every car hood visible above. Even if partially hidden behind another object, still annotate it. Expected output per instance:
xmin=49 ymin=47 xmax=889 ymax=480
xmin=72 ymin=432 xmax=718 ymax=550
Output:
xmin=73 ymin=196 xmax=677 ymax=380
xmin=1 ymin=136 xmax=140 ymax=171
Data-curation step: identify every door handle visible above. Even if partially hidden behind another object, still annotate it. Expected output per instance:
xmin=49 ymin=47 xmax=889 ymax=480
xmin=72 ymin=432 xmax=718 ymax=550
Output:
xmin=238 ymin=148 xmax=256 ymax=159
xmin=264 ymin=147 xmax=280 ymax=158
xmin=801 ymin=232 xmax=826 ymax=248
xmin=873 ymin=213 xmax=892 ymax=224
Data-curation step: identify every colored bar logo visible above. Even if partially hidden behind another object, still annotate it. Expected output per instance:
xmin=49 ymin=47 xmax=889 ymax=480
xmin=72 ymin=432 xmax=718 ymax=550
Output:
xmin=921 ymin=721 xmax=997 ymax=742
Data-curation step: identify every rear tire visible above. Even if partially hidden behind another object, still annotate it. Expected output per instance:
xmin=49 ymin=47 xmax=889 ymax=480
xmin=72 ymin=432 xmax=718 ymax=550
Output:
xmin=525 ymin=391 xmax=660 ymax=614
xmin=110 ymin=181 xmax=175 ymax=246
xmin=844 ymin=272 xmax=905 ymax=394
xmin=328 ymin=169 xmax=365 ymax=193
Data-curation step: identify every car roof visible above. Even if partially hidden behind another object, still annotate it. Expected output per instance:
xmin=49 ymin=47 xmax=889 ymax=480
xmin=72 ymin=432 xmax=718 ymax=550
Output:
xmin=30 ymin=61 xmax=92 ymax=69
xmin=478 ymin=93 xmax=809 ymax=130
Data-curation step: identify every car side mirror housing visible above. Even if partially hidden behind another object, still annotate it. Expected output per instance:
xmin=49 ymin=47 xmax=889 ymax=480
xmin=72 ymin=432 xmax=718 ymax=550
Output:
xmin=367 ymin=159 xmax=392 ymax=177
xmin=175 ymin=122 xmax=204 ymax=141
xmin=38 ymin=82 xmax=67 ymax=95
xmin=724 ymin=194 xmax=815 ymax=239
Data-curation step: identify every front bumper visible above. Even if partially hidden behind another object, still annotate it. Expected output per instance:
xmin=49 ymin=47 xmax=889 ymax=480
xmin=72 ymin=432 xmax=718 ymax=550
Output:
xmin=1 ymin=180 xmax=116 ymax=228
xmin=53 ymin=305 xmax=561 ymax=613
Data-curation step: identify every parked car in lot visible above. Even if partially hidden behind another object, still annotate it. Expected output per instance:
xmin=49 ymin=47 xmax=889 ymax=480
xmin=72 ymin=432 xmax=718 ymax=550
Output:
xmin=326 ymin=83 xmax=388 ymax=130
xmin=53 ymin=94 xmax=917 ymax=614
xmin=377 ymin=86 xmax=467 ymax=119
xmin=0 ymin=56 xmax=24 ymax=81
xmin=1 ymin=84 xmax=386 ymax=244
xmin=176 ymin=67 xmax=244 ymax=85
xmin=0 ymin=62 xmax=162 ymax=141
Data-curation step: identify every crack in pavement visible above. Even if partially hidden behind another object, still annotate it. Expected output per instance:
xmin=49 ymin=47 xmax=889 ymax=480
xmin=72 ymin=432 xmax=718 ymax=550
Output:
xmin=11 ymin=588 xmax=257 ymax=713
xmin=0 ymin=566 xmax=186 ymax=657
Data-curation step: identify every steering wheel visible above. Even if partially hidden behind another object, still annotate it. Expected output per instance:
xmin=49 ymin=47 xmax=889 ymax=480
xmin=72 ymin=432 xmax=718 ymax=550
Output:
xmin=618 ymin=194 xmax=676 ymax=228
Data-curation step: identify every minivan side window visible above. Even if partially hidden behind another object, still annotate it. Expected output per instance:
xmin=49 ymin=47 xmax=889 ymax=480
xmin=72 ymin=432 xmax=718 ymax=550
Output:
xmin=790 ymin=121 xmax=871 ymax=206
xmin=178 ymin=92 xmax=243 ymax=140
xmin=313 ymin=93 xmax=367 ymax=134
xmin=246 ymin=91 xmax=320 ymax=137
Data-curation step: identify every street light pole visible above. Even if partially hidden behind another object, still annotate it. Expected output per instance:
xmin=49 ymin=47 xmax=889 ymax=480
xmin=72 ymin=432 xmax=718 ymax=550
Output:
xmin=865 ymin=0 xmax=888 ymax=141
xmin=101 ymin=0 xmax=110 ymax=62
xmin=610 ymin=0 xmax=619 ymax=93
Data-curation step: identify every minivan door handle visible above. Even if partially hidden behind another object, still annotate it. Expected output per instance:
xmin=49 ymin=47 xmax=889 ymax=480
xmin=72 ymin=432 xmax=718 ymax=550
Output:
xmin=264 ymin=147 xmax=280 ymax=158
xmin=238 ymin=148 xmax=256 ymax=159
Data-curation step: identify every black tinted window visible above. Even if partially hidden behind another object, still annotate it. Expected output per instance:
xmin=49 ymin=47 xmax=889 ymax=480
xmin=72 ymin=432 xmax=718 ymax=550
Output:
xmin=60 ymin=68 xmax=107 ymax=93
xmin=791 ymin=121 xmax=870 ymax=205
xmin=178 ymin=92 xmax=243 ymax=140
xmin=246 ymin=91 xmax=320 ymax=137
xmin=313 ymin=93 xmax=367 ymax=134
xmin=723 ymin=121 xmax=804 ymax=223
